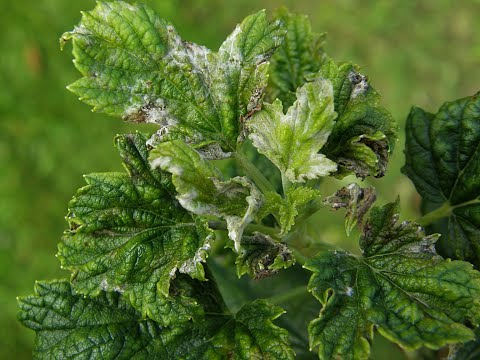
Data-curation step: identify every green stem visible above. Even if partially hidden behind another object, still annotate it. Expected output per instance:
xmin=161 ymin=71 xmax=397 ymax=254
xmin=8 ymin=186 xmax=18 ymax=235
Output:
xmin=234 ymin=151 xmax=276 ymax=194
xmin=281 ymin=172 xmax=291 ymax=196
xmin=264 ymin=285 xmax=308 ymax=305
xmin=416 ymin=202 xmax=452 ymax=227
xmin=416 ymin=198 xmax=480 ymax=227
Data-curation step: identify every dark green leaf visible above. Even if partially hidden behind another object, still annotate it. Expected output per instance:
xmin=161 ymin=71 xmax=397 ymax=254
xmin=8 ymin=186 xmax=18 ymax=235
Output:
xmin=57 ymin=133 xmax=211 ymax=325
xmin=267 ymin=8 xmax=326 ymax=108
xmin=403 ymin=93 xmax=480 ymax=267
xmin=320 ymin=59 xmax=397 ymax=178
xmin=304 ymin=200 xmax=480 ymax=360
xmin=19 ymin=280 xmax=294 ymax=360
xmin=62 ymin=2 xmax=285 ymax=151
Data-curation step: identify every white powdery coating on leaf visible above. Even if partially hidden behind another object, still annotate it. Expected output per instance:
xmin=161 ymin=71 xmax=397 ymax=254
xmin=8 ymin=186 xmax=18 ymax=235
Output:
xmin=249 ymin=78 xmax=337 ymax=183
xmin=288 ymin=154 xmax=338 ymax=183
xmin=179 ymin=240 xmax=211 ymax=275
xmin=223 ymin=177 xmax=263 ymax=252
xmin=219 ymin=25 xmax=243 ymax=64
xmin=100 ymin=278 xmax=108 ymax=291
xmin=151 ymin=156 xmax=184 ymax=177
xmin=348 ymin=71 xmax=369 ymax=100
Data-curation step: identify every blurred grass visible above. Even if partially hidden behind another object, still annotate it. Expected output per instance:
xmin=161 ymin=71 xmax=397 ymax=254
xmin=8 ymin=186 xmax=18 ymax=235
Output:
xmin=0 ymin=0 xmax=478 ymax=358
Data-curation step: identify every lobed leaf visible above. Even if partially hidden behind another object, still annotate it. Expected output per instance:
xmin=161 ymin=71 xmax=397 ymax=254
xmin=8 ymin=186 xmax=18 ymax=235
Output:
xmin=62 ymin=2 xmax=285 ymax=151
xmin=403 ymin=92 xmax=480 ymax=267
xmin=18 ymin=280 xmax=294 ymax=360
xmin=320 ymin=59 xmax=397 ymax=179
xmin=260 ymin=187 xmax=320 ymax=234
xmin=305 ymin=200 xmax=480 ymax=360
xmin=248 ymin=77 xmax=337 ymax=183
xmin=267 ymin=8 xmax=327 ymax=108
xmin=150 ymin=139 xmax=263 ymax=252
xmin=57 ymin=133 xmax=211 ymax=325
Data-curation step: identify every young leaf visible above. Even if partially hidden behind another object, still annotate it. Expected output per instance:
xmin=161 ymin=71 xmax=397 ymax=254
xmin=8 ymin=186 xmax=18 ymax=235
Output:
xmin=260 ymin=187 xmax=320 ymax=234
xmin=236 ymin=232 xmax=295 ymax=279
xmin=150 ymin=139 xmax=263 ymax=251
xmin=304 ymin=200 xmax=480 ymax=360
xmin=248 ymin=77 xmax=337 ymax=183
xmin=323 ymin=183 xmax=376 ymax=235
xmin=62 ymin=1 xmax=284 ymax=151
xmin=320 ymin=59 xmax=397 ymax=179
xmin=57 ymin=133 xmax=211 ymax=325
xmin=267 ymin=8 xmax=327 ymax=108
xmin=403 ymin=93 xmax=480 ymax=267
xmin=19 ymin=280 xmax=294 ymax=360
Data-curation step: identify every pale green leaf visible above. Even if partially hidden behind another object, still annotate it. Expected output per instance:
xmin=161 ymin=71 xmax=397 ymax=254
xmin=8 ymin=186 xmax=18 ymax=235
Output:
xmin=320 ymin=59 xmax=397 ymax=178
xmin=248 ymin=78 xmax=337 ymax=183
xmin=236 ymin=232 xmax=295 ymax=279
xmin=260 ymin=187 xmax=320 ymax=234
xmin=149 ymin=139 xmax=263 ymax=251
xmin=305 ymin=200 xmax=480 ymax=360
xmin=323 ymin=183 xmax=376 ymax=235
xmin=402 ymin=93 xmax=480 ymax=267
xmin=19 ymin=281 xmax=294 ymax=360
xmin=267 ymin=8 xmax=326 ymax=108
xmin=57 ymin=133 xmax=211 ymax=325
xmin=62 ymin=2 xmax=284 ymax=151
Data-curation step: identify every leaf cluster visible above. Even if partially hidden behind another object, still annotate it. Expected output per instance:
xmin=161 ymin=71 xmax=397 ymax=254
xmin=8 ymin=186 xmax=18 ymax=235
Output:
xmin=18 ymin=2 xmax=480 ymax=359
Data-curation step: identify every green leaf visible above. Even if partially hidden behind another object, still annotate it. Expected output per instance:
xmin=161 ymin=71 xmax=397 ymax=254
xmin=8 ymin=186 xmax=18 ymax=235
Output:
xmin=304 ymin=200 xmax=480 ymax=360
xmin=248 ymin=77 xmax=337 ymax=183
xmin=150 ymin=139 xmax=263 ymax=251
xmin=323 ymin=183 xmax=376 ymax=235
xmin=402 ymin=93 xmax=480 ymax=267
xmin=57 ymin=133 xmax=211 ymax=325
xmin=320 ymin=59 xmax=397 ymax=178
xmin=267 ymin=8 xmax=326 ymax=108
xmin=260 ymin=187 xmax=320 ymax=234
xmin=449 ymin=328 xmax=480 ymax=360
xmin=236 ymin=232 xmax=295 ymax=279
xmin=62 ymin=2 xmax=284 ymax=151
xmin=231 ymin=299 xmax=296 ymax=360
xmin=19 ymin=280 xmax=294 ymax=360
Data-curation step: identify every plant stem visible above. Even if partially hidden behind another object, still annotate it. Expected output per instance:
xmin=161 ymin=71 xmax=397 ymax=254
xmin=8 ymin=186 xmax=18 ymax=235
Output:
xmin=281 ymin=172 xmax=291 ymax=196
xmin=416 ymin=202 xmax=452 ymax=227
xmin=234 ymin=150 xmax=276 ymax=194
xmin=265 ymin=285 xmax=308 ymax=305
xmin=416 ymin=198 xmax=480 ymax=227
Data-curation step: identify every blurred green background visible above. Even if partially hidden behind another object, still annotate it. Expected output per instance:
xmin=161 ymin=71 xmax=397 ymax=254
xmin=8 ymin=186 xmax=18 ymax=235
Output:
xmin=1 ymin=0 xmax=478 ymax=358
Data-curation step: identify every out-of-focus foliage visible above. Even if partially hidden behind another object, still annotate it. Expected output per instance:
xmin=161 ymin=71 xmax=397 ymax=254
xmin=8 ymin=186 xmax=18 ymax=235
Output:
xmin=1 ymin=0 xmax=479 ymax=358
